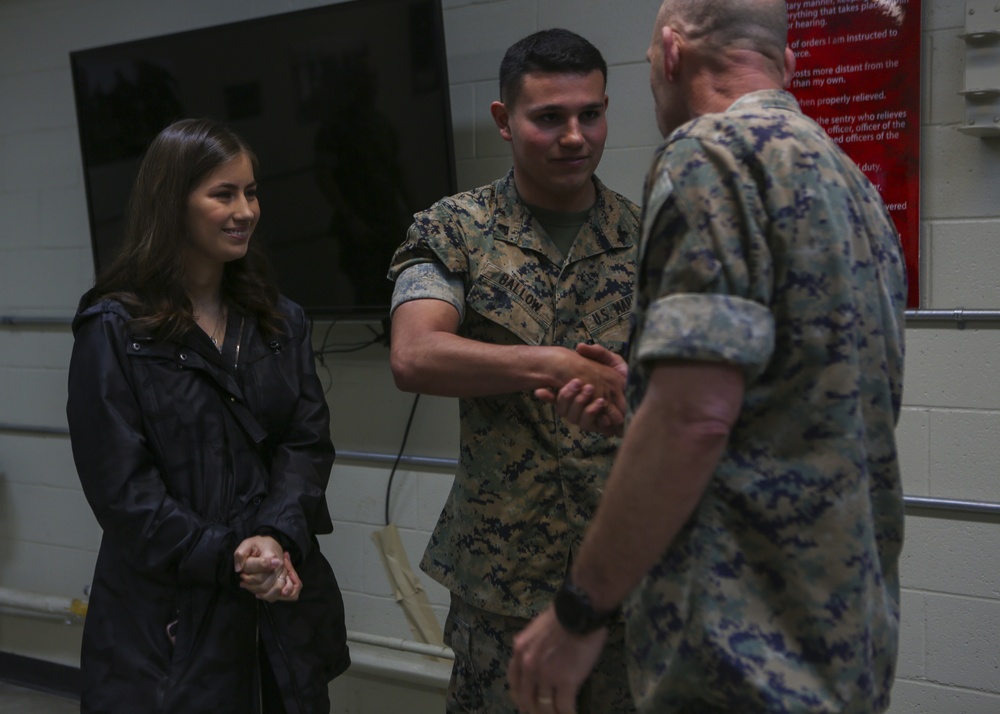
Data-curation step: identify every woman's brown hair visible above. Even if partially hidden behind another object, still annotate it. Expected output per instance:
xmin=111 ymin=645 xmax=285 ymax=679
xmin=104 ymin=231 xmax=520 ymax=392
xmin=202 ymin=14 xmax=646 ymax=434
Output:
xmin=90 ymin=117 xmax=283 ymax=338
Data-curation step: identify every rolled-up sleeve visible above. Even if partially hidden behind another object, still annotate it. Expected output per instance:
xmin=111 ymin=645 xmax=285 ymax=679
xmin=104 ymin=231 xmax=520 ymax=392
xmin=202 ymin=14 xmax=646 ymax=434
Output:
xmin=390 ymin=262 xmax=465 ymax=320
xmin=636 ymin=293 xmax=774 ymax=383
xmin=634 ymin=135 xmax=777 ymax=383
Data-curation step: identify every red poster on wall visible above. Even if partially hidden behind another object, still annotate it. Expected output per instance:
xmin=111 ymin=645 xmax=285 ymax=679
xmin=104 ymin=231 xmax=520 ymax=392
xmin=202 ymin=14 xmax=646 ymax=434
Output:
xmin=788 ymin=0 xmax=921 ymax=307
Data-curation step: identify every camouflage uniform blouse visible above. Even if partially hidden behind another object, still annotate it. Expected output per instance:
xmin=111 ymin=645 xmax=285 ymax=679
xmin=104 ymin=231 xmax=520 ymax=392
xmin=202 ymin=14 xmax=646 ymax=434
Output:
xmin=388 ymin=170 xmax=639 ymax=618
xmin=627 ymin=91 xmax=906 ymax=713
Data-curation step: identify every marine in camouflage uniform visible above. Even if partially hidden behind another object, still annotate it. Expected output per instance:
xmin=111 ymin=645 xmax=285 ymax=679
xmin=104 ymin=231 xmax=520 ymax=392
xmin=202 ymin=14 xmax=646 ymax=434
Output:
xmin=388 ymin=168 xmax=638 ymax=713
xmin=625 ymin=89 xmax=906 ymax=712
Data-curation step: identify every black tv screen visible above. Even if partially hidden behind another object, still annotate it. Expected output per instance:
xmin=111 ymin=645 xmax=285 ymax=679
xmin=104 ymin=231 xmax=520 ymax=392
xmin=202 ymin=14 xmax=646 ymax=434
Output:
xmin=70 ymin=0 xmax=456 ymax=320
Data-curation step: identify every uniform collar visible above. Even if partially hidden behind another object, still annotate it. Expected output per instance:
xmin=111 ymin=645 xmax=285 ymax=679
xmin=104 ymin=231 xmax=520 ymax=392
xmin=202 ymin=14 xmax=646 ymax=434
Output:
xmin=725 ymin=88 xmax=801 ymax=115
xmin=492 ymin=169 xmax=634 ymax=265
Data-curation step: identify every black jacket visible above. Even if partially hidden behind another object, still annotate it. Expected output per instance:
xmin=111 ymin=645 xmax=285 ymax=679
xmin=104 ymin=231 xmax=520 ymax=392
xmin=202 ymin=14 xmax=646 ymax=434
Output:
xmin=67 ymin=295 xmax=349 ymax=713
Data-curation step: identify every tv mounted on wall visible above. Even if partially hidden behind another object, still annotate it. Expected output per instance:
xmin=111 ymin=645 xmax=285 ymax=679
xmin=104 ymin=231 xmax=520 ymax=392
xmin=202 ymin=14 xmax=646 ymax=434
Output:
xmin=69 ymin=0 xmax=456 ymax=321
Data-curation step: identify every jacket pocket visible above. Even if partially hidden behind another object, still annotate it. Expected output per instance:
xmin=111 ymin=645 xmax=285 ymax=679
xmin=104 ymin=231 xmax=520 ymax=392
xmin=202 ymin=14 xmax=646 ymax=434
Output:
xmin=263 ymin=542 xmax=350 ymax=690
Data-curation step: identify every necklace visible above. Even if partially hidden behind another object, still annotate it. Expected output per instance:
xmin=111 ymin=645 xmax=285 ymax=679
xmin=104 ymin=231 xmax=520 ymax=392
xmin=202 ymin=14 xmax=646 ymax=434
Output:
xmin=209 ymin=306 xmax=227 ymax=351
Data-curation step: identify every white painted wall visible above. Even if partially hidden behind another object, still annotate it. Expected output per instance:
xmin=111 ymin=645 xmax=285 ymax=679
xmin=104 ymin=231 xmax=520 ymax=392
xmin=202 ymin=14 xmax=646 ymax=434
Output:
xmin=0 ymin=0 xmax=998 ymax=712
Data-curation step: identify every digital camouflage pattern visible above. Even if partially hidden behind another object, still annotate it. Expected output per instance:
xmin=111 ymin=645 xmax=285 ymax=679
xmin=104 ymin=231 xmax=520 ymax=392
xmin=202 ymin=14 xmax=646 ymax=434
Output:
xmin=443 ymin=594 xmax=633 ymax=714
xmin=625 ymin=90 xmax=906 ymax=713
xmin=388 ymin=169 xmax=639 ymax=618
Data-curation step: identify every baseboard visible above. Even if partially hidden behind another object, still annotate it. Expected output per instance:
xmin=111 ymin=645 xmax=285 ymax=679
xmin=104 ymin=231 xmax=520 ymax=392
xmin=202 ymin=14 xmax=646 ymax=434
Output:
xmin=0 ymin=651 xmax=80 ymax=698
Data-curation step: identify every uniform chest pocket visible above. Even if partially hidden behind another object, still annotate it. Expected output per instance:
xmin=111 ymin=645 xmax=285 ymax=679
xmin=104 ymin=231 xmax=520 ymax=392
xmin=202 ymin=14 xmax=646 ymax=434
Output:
xmin=582 ymin=293 xmax=633 ymax=353
xmin=464 ymin=262 xmax=553 ymax=346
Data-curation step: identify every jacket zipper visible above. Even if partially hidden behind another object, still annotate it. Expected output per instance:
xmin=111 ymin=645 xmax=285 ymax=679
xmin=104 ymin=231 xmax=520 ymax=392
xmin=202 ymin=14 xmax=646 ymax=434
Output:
xmin=256 ymin=601 xmax=263 ymax=713
xmin=234 ymin=317 xmax=245 ymax=371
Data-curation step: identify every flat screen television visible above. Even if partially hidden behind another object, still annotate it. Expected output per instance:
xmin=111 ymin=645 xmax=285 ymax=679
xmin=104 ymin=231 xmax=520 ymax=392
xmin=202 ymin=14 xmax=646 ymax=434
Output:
xmin=69 ymin=0 xmax=456 ymax=321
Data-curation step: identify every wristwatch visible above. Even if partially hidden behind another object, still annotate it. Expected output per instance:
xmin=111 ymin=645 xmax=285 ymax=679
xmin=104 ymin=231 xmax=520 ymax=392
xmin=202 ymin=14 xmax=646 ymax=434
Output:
xmin=554 ymin=577 xmax=619 ymax=635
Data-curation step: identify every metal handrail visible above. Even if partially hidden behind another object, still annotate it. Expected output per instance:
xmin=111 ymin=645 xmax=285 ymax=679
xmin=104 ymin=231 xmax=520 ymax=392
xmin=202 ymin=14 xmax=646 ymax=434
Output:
xmin=1 ymin=425 xmax=997 ymax=518
xmin=339 ymin=449 xmax=459 ymax=471
xmin=902 ymin=495 xmax=1000 ymax=517
xmin=0 ymin=316 xmax=73 ymax=327
xmin=904 ymin=308 xmax=1000 ymax=327
xmin=0 ymin=424 xmax=68 ymax=437
xmin=337 ymin=448 xmax=1000 ymax=518
xmin=4 ymin=309 xmax=1000 ymax=330
xmin=0 ymin=583 xmax=454 ymax=689
xmin=4 ymin=303 xmax=1000 ymax=518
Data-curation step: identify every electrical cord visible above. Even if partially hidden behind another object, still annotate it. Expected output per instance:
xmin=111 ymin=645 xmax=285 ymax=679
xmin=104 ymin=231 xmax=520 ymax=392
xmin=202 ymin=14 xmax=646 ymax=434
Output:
xmin=312 ymin=320 xmax=388 ymax=394
xmin=385 ymin=392 xmax=420 ymax=526
xmin=316 ymin=323 xmax=386 ymax=354
xmin=305 ymin=317 xmax=408 ymax=524
xmin=312 ymin=319 xmax=334 ymax=395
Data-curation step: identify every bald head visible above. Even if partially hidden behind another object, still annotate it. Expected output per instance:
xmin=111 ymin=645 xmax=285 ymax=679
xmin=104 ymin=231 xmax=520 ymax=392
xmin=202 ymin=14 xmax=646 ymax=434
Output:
xmin=648 ymin=0 xmax=793 ymax=136
xmin=655 ymin=0 xmax=788 ymax=70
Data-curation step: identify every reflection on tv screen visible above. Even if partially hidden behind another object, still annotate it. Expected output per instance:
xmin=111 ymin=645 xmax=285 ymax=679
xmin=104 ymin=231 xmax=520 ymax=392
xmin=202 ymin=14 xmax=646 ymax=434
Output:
xmin=70 ymin=0 xmax=456 ymax=320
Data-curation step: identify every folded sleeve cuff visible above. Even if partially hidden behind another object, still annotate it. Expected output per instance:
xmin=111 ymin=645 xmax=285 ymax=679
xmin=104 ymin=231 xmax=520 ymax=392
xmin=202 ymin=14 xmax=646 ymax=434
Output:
xmin=635 ymin=293 xmax=775 ymax=382
xmin=390 ymin=262 xmax=465 ymax=320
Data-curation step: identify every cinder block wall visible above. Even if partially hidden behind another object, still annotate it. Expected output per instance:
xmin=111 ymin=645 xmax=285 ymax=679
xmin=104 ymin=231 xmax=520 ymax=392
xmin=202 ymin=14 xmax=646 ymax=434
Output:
xmin=0 ymin=1 xmax=997 ymax=712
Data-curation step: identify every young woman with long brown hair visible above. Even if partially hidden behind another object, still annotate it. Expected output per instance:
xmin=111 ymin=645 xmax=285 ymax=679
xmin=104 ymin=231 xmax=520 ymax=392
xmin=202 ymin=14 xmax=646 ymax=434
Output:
xmin=67 ymin=117 xmax=349 ymax=713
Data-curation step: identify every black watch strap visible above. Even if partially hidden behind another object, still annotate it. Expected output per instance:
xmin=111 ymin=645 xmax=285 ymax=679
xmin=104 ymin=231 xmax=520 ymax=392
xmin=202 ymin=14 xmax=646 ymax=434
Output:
xmin=554 ymin=577 xmax=620 ymax=635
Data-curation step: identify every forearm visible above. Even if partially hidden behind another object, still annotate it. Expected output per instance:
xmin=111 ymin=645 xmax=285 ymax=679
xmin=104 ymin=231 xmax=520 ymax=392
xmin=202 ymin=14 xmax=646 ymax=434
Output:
xmin=570 ymin=362 xmax=743 ymax=612
xmin=393 ymin=328 xmax=573 ymax=398
xmin=506 ymin=363 xmax=743 ymax=712
xmin=390 ymin=298 xmax=591 ymax=398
